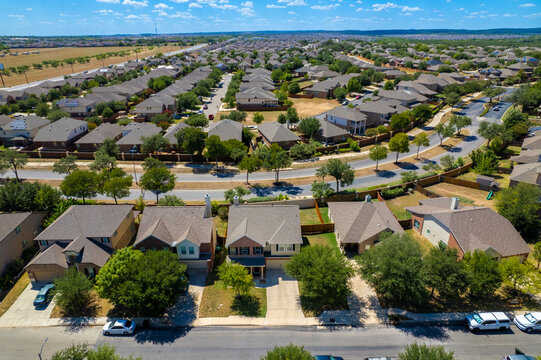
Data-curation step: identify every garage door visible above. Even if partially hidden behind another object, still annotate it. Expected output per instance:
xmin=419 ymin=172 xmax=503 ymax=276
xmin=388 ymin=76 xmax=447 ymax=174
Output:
xmin=27 ymin=267 xmax=64 ymax=283
xmin=266 ymin=258 xmax=289 ymax=270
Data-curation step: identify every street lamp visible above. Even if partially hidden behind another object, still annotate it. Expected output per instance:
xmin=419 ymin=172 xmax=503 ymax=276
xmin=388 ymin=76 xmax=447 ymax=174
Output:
xmin=38 ymin=337 xmax=48 ymax=360
xmin=130 ymin=146 xmax=138 ymax=185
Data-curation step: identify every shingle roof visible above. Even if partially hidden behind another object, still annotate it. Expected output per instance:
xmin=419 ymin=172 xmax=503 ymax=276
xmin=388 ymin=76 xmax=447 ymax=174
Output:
xmin=226 ymin=205 xmax=303 ymax=246
xmin=26 ymin=243 xmax=69 ymax=269
xmin=0 ymin=213 xmax=33 ymax=242
xmin=207 ymin=119 xmax=243 ymax=142
xmin=258 ymin=122 xmax=301 ymax=143
xmin=510 ymin=149 xmax=541 ymax=164
xmin=326 ymin=106 xmax=368 ymax=122
xmin=116 ymin=122 xmax=161 ymax=146
xmin=164 ymin=122 xmax=190 ymax=144
xmin=521 ymin=131 xmax=541 ymax=150
xmin=34 ymin=117 xmax=87 ymax=142
xmin=62 ymin=236 xmax=112 ymax=267
xmin=134 ymin=206 xmax=213 ymax=247
xmin=509 ymin=163 xmax=541 ymax=186
xmin=318 ymin=117 xmax=349 ymax=138
xmin=35 ymin=205 xmax=133 ymax=242
xmin=75 ymin=123 xmax=123 ymax=145
xmin=328 ymin=202 xmax=404 ymax=244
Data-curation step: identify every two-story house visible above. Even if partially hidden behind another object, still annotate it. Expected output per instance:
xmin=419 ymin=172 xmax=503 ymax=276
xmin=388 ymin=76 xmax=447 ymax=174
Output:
xmin=26 ymin=205 xmax=135 ymax=283
xmin=226 ymin=204 xmax=303 ymax=279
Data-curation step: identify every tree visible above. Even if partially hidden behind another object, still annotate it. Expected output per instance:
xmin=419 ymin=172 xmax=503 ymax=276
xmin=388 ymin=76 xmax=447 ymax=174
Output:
xmin=367 ymin=145 xmax=387 ymax=171
xmin=483 ymin=86 xmax=505 ymax=104
xmin=286 ymin=245 xmax=354 ymax=311
xmin=102 ymin=174 xmax=132 ymax=204
xmin=388 ymin=133 xmax=410 ymax=163
xmin=157 ymin=195 xmax=185 ymax=206
xmin=533 ymin=242 xmax=541 ymax=269
xmin=463 ymin=250 xmax=502 ymax=298
xmin=53 ymin=268 xmax=93 ymax=316
xmin=176 ymin=91 xmax=200 ymax=113
xmin=311 ymin=181 xmax=333 ymax=198
xmin=334 ymin=87 xmax=348 ymax=101
xmin=141 ymin=134 xmax=169 ymax=154
xmin=316 ymin=159 xmax=354 ymax=192
xmin=139 ymin=166 xmax=176 ymax=202
xmin=383 ymin=80 xmax=394 ymax=90
xmin=177 ymin=127 xmax=207 ymax=162
xmin=412 ymin=133 xmax=430 ymax=159
xmin=101 ymin=106 xmax=114 ymax=119
xmin=503 ymin=108 xmax=529 ymax=130
xmin=446 ymin=92 xmax=461 ymax=109
xmin=434 ymin=123 xmax=454 ymax=146
xmin=205 ymin=135 xmax=227 ymax=168
xmin=47 ymin=109 xmax=69 ymax=122
xmin=35 ymin=102 xmax=50 ymax=117
xmin=53 ymin=155 xmax=78 ymax=175
xmin=0 ymin=149 xmax=28 ymax=182
xmin=217 ymin=262 xmax=254 ymax=297
xmin=51 ymin=344 xmax=141 ymax=360
xmin=260 ymin=344 xmax=313 ymax=360
xmin=142 ymin=157 xmax=165 ymax=171
xmin=390 ymin=113 xmax=412 ymax=132
xmin=35 ymin=184 xmax=62 ymax=213
xmin=411 ymin=104 xmax=432 ymax=124
xmin=478 ymin=121 xmax=503 ymax=146
xmin=255 ymin=144 xmax=292 ymax=183
xmin=185 ymin=113 xmax=209 ymax=127
xmin=286 ymin=107 xmax=299 ymax=127
xmin=238 ymin=156 xmax=262 ymax=184
xmin=448 ymin=115 xmax=471 ymax=136
xmin=60 ymin=170 xmax=99 ymax=204
xmin=89 ymin=151 xmax=116 ymax=172
xmin=95 ymin=248 xmax=187 ymax=316
xmin=422 ymin=244 xmax=468 ymax=301
xmin=500 ymin=256 xmax=530 ymax=290
xmin=401 ymin=170 xmax=418 ymax=183
xmin=226 ymin=110 xmax=247 ymax=122
xmin=224 ymin=139 xmax=247 ymax=163
xmin=440 ymin=154 xmax=456 ymax=171
xmin=358 ymin=232 xmax=428 ymax=307
xmin=399 ymin=343 xmax=455 ymax=360
xmin=253 ymin=112 xmax=264 ymax=125
xmin=495 ymin=183 xmax=541 ymax=240
xmin=298 ymin=117 xmax=321 ymax=138
xmin=224 ymin=186 xmax=251 ymax=204
xmin=288 ymin=82 xmax=301 ymax=94
xmin=470 ymin=148 xmax=499 ymax=175
xmin=277 ymin=113 xmax=287 ymax=125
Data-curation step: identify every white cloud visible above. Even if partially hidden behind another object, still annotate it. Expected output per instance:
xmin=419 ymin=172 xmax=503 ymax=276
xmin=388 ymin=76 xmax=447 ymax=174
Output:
xmin=122 ymin=0 xmax=148 ymax=8
xmin=155 ymin=2 xmax=173 ymax=9
xmin=267 ymin=4 xmax=286 ymax=8
xmin=311 ymin=4 xmax=340 ymax=10
xmin=25 ymin=8 xmax=32 ymax=11
xmin=8 ymin=14 xmax=25 ymax=18
xmin=169 ymin=0 xmax=189 ymax=2
xmin=170 ymin=11 xmax=196 ymax=18
xmin=523 ymin=12 xmax=541 ymax=18
xmin=288 ymin=10 xmax=295 ymax=14
xmin=277 ymin=0 xmax=307 ymax=6
xmin=96 ymin=0 xmax=120 ymax=3
xmin=189 ymin=2 xmax=202 ymax=7
xmin=372 ymin=3 xmax=422 ymax=12
xmin=519 ymin=3 xmax=536 ymax=7
xmin=39 ymin=21 xmax=54 ymax=24
xmin=402 ymin=6 xmax=421 ymax=12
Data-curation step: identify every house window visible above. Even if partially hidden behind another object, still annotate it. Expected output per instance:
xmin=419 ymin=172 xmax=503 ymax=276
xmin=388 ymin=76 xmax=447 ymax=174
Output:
xmin=181 ymin=247 xmax=187 ymax=255
xmin=427 ymin=229 xmax=431 ymax=235
xmin=278 ymin=244 xmax=293 ymax=252
xmin=22 ymin=239 xmax=28 ymax=248
xmin=414 ymin=219 xmax=420 ymax=230
xmin=14 ymin=226 xmax=21 ymax=235
xmin=253 ymin=247 xmax=263 ymax=255
xmin=102 ymin=237 xmax=110 ymax=244
xmin=229 ymin=247 xmax=238 ymax=256
xmin=241 ymin=247 xmax=250 ymax=255
xmin=189 ymin=247 xmax=195 ymax=255
xmin=439 ymin=240 xmax=447 ymax=248
xmin=113 ymin=230 xmax=118 ymax=238
xmin=40 ymin=240 xmax=47 ymax=247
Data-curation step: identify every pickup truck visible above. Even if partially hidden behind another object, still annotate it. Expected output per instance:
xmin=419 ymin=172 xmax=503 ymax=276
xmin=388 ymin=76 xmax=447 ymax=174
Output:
xmin=466 ymin=312 xmax=511 ymax=332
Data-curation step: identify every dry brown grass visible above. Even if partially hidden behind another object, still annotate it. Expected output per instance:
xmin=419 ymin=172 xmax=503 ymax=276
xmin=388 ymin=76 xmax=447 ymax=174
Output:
xmin=385 ymin=191 xmax=429 ymax=220
xmin=425 ymin=182 xmax=497 ymax=210
xmin=0 ymin=273 xmax=30 ymax=318
xmin=405 ymin=229 xmax=434 ymax=256
xmin=1 ymin=46 xmax=186 ymax=87
xmin=49 ymin=291 xmax=114 ymax=318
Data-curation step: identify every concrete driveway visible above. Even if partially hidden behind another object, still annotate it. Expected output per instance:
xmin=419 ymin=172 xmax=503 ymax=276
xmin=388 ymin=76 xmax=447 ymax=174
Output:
xmin=264 ymin=270 xmax=305 ymax=325
xmin=168 ymin=270 xmax=207 ymax=326
xmin=0 ymin=283 xmax=55 ymax=327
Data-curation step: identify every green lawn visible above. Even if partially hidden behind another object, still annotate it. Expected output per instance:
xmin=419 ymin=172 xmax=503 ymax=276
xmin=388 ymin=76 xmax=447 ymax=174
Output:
xmin=319 ymin=206 xmax=330 ymax=223
xmin=214 ymin=217 xmax=228 ymax=237
xmin=299 ymin=208 xmax=322 ymax=225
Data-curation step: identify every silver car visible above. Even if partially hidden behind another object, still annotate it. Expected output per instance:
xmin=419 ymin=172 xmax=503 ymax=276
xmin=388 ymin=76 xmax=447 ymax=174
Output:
xmin=513 ymin=312 xmax=541 ymax=333
xmin=102 ymin=319 xmax=136 ymax=336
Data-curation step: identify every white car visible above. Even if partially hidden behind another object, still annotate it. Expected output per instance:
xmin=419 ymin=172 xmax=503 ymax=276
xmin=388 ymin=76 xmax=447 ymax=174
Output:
xmin=102 ymin=319 xmax=136 ymax=336
xmin=513 ymin=312 xmax=541 ymax=333
xmin=465 ymin=312 xmax=511 ymax=331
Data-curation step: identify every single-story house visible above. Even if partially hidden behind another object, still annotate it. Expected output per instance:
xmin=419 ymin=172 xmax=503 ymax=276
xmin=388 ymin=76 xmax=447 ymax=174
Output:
xmin=207 ymin=119 xmax=243 ymax=142
xmin=521 ymin=130 xmax=541 ymax=150
xmin=0 ymin=213 xmax=44 ymax=276
xmin=33 ymin=117 xmax=88 ymax=151
xmin=226 ymin=204 xmax=303 ymax=277
xmin=164 ymin=122 xmax=190 ymax=151
xmin=510 ymin=149 xmax=541 ymax=164
xmin=75 ymin=123 xmax=124 ymax=152
xmin=406 ymin=197 xmax=531 ymax=260
xmin=26 ymin=205 xmax=136 ymax=283
xmin=314 ymin=117 xmax=349 ymax=143
xmin=328 ymin=201 xmax=404 ymax=254
xmin=116 ymin=122 xmax=162 ymax=153
xmin=258 ymin=122 xmax=300 ymax=149
xmin=509 ymin=163 xmax=541 ymax=188
xmin=56 ymin=98 xmax=96 ymax=118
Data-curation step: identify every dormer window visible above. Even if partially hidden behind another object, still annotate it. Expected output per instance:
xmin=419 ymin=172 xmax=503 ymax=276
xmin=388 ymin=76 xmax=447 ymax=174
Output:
xmin=102 ymin=237 xmax=110 ymax=244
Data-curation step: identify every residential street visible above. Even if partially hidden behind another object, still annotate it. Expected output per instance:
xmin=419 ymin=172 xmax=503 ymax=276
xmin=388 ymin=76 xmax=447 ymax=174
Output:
xmin=1 ymin=325 xmax=539 ymax=360
xmin=204 ymin=73 xmax=233 ymax=118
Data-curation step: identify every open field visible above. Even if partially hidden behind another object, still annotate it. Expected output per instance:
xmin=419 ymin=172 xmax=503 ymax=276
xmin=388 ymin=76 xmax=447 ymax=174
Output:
xmin=0 ymin=45 xmax=186 ymax=88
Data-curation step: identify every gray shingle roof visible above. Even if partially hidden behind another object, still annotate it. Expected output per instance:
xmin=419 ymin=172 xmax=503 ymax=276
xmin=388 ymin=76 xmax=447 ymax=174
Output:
xmin=510 ymin=149 xmax=541 ymax=164
xmin=258 ymin=122 xmax=301 ymax=143
xmin=318 ymin=117 xmax=349 ymax=138
xmin=116 ymin=122 xmax=161 ymax=146
xmin=208 ymin=119 xmax=243 ymax=142
xmin=226 ymin=205 xmax=303 ymax=246
xmin=75 ymin=123 xmax=123 ymax=145
xmin=0 ymin=213 xmax=32 ymax=242
xmin=34 ymin=117 xmax=87 ymax=142
xmin=25 ymin=243 xmax=69 ymax=269
xmin=326 ymin=107 xmax=367 ymax=122
xmin=509 ymin=163 xmax=541 ymax=186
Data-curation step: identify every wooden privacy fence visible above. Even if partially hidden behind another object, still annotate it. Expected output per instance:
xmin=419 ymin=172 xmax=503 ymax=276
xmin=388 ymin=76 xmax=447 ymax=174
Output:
xmin=415 ymin=184 xmax=440 ymax=199
xmin=442 ymin=176 xmax=481 ymax=190
xmin=301 ymin=223 xmax=335 ymax=235
xmin=288 ymin=93 xmax=313 ymax=99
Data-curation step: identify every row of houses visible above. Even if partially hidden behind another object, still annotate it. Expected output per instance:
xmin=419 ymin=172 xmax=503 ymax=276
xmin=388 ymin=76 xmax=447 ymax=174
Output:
xmin=235 ymin=68 xmax=280 ymax=111
xmin=509 ymin=129 xmax=541 ymax=188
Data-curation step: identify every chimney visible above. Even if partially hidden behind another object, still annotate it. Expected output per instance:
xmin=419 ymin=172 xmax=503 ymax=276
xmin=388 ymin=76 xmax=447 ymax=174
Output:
xmin=450 ymin=197 xmax=459 ymax=210
xmin=233 ymin=196 xmax=239 ymax=206
xmin=365 ymin=194 xmax=372 ymax=203
xmin=204 ymin=194 xmax=212 ymax=218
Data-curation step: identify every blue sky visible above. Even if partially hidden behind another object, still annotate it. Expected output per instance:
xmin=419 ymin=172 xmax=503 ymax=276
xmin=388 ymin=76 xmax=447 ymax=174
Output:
xmin=2 ymin=0 xmax=541 ymax=36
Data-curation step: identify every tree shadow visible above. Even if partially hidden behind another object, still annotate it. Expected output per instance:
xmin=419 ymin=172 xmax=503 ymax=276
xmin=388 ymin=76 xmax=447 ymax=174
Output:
xmin=395 ymin=325 xmax=451 ymax=341
xmin=231 ymin=294 xmax=261 ymax=317
xmin=396 ymin=162 xmax=419 ymax=170
xmin=375 ymin=170 xmax=397 ymax=178
xmin=57 ymin=297 xmax=100 ymax=333
xmin=211 ymin=168 xmax=240 ymax=178
xmin=133 ymin=327 xmax=192 ymax=345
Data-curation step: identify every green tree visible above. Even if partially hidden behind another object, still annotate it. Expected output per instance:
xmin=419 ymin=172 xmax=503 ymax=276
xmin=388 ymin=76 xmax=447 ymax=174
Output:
xmin=315 ymin=159 xmax=354 ymax=192
xmin=35 ymin=184 xmax=63 ymax=213
xmin=98 ymin=138 xmax=119 ymax=157
xmin=358 ymin=232 xmax=428 ymax=307
xmin=470 ymin=148 xmax=499 ymax=175
xmin=47 ymin=109 xmax=69 ymax=122
xmin=95 ymin=248 xmax=187 ymax=316
xmin=102 ymin=174 xmax=132 ymax=204
xmin=53 ymin=155 xmax=78 ymax=175
xmin=288 ymin=82 xmax=301 ymax=94
xmin=260 ymin=344 xmax=314 ymax=360
xmin=177 ymin=127 xmax=207 ymax=162
xmin=369 ymin=145 xmax=388 ymax=171
xmin=142 ymin=157 xmax=165 ymax=171
xmin=495 ymin=183 xmax=541 ymax=240
xmin=53 ymin=268 xmax=93 ymax=316
xmin=89 ymin=151 xmax=116 ymax=172
xmin=157 ymin=195 xmax=185 ymax=206
xmin=383 ymin=80 xmax=394 ymax=90
xmin=422 ymin=244 xmax=468 ymax=301
xmin=101 ymin=106 xmax=114 ymax=119
xmin=253 ymin=112 xmax=264 ymax=125
xmin=434 ymin=123 xmax=454 ymax=146
xmin=478 ymin=121 xmax=503 ymax=146
xmin=286 ymin=107 xmax=299 ymax=127
xmin=533 ymin=242 xmax=541 ymax=269
xmin=446 ymin=92 xmax=461 ymax=109
xmin=35 ymin=102 xmax=50 ymax=117
xmin=399 ymin=343 xmax=455 ymax=360
xmin=139 ymin=166 xmax=176 ymax=202
xmin=334 ymin=87 xmax=348 ymax=101
xmin=238 ymin=156 xmax=262 ymax=184
xmin=176 ymin=91 xmax=200 ymax=113
xmin=298 ymin=117 xmax=321 ymax=139
xmin=463 ymin=250 xmax=502 ymax=298
xmin=205 ymin=135 xmax=227 ymax=168
xmin=0 ymin=149 xmax=28 ymax=182
xmin=60 ymin=170 xmax=99 ymax=204
xmin=277 ymin=113 xmax=287 ymax=125
xmin=483 ymin=86 xmax=505 ymax=104
xmin=412 ymin=133 xmax=430 ymax=159
xmin=224 ymin=186 xmax=251 ymax=204
xmin=500 ymin=256 xmax=530 ymax=290
xmin=226 ymin=110 xmax=247 ymax=122
xmin=255 ymin=144 xmax=292 ymax=183
xmin=224 ymin=139 xmax=248 ymax=163
xmin=0 ymin=181 xmax=40 ymax=212
xmin=50 ymin=344 xmax=142 ymax=360
xmin=388 ymin=133 xmax=410 ymax=163
xmin=448 ymin=115 xmax=471 ymax=136
xmin=286 ymin=245 xmax=354 ymax=311
xmin=217 ymin=262 xmax=254 ymax=297
xmin=185 ymin=113 xmax=209 ymax=128
xmin=440 ymin=154 xmax=456 ymax=171
xmin=141 ymin=134 xmax=169 ymax=154
xmin=411 ymin=104 xmax=432 ymax=124
xmin=311 ymin=181 xmax=333 ymax=198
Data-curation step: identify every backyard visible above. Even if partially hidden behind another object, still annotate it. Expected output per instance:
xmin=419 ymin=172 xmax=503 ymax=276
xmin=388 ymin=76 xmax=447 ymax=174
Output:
xmin=425 ymin=182 xmax=497 ymax=210
xmin=384 ymin=191 xmax=429 ymax=220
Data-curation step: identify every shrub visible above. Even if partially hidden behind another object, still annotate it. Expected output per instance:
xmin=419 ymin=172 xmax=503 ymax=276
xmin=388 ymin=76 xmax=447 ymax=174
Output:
xmin=381 ymin=187 xmax=405 ymax=199
xmin=218 ymin=206 xmax=229 ymax=220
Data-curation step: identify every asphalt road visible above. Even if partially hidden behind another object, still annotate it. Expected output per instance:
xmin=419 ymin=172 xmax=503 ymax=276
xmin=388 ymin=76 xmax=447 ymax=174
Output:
xmin=204 ymin=73 xmax=233 ymax=118
xmin=0 ymin=325 xmax=539 ymax=360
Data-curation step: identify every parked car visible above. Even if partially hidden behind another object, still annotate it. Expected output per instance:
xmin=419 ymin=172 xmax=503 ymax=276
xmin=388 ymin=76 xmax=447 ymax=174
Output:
xmin=466 ymin=312 xmax=511 ymax=331
xmin=365 ymin=358 xmax=397 ymax=360
xmin=355 ymin=95 xmax=362 ymax=99
xmin=208 ymin=114 xmax=214 ymax=120
xmin=102 ymin=319 xmax=136 ymax=336
xmin=174 ymin=113 xmax=182 ymax=119
xmin=203 ymin=105 xmax=208 ymax=110
xmin=33 ymin=284 xmax=55 ymax=307
xmin=342 ymin=100 xmax=349 ymax=105
xmin=315 ymin=355 xmax=344 ymax=360
xmin=513 ymin=312 xmax=541 ymax=333
xmin=503 ymin=348 xmax=537 ymax=360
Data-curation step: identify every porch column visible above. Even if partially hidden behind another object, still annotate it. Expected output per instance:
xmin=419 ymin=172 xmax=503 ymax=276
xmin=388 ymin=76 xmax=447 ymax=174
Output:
xmin=260 ymin=266 xmax=265 ymax=280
